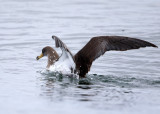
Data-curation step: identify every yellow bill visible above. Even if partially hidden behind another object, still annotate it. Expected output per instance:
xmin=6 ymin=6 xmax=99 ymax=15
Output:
xmin=36 ymin=53 xmax=43 ymax=60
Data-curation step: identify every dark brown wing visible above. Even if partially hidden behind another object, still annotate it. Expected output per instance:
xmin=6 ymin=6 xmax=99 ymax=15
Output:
xmin=74 ymin=36 xmax=158 ymax=77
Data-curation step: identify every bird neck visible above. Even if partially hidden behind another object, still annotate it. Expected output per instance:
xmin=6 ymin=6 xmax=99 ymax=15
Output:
xmin=46 ymin=51 xmax=59 ymax=68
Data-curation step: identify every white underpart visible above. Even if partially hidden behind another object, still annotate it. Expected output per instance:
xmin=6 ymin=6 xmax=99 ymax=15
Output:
xmin=48 ymin=49 xmax=75 ymax=74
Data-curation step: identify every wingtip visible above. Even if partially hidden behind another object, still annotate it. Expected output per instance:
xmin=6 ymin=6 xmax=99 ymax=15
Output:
xmin=52 ymin=35 xmax=59 ymax=48
xmin=152 ymin=44 xmax=158 ymax=48
xmin=155 ymin=45 xmax=158 ymax=48
xmin=52 ymin=35 xmax=56 ymax=40
xmin=147 ymin=41 xmax=158 ymax=48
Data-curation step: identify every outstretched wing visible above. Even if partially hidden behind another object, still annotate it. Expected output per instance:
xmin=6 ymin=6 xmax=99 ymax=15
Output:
xmin=52 ymin=36 xmax=75 ymax=72
xmin=52 ymin=35 xmax=74 ymax=58
xmin=74 ymin=36 xmax=158 ymax=77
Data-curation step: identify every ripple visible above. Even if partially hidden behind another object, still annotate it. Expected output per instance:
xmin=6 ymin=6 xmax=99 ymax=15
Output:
xmin=1 ymin=0 xmax=160 ymax=113
xmin=38 ymin=70 xmax=160 ymax=89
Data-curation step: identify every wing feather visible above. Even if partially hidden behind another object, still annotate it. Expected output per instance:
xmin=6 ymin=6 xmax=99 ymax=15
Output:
xmin=74 ymin=36 xmax=158 ymax=77
xmin=52 ymin=36 xmax=74 ymax=57
xmin=52 ymin=36 xmax=75 ymax=64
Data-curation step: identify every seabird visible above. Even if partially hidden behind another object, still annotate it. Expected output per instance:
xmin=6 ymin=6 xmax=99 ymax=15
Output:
xmin=36 ymin=35 xmax=158 ymax=78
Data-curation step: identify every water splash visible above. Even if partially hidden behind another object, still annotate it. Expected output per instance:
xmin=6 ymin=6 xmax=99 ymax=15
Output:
xmin=38 ymin=70 xmax=160 ymax=88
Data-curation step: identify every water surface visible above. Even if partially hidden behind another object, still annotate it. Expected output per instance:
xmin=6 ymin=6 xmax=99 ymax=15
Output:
xmin=0 ymin=0 xmax=160 ymax=114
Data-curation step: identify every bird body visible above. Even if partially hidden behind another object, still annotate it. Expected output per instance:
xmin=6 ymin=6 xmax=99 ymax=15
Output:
xmin=37 ymin=36 xmax=158 ymax=78
xmin=48 ymin=48 xmax=75 ymax=74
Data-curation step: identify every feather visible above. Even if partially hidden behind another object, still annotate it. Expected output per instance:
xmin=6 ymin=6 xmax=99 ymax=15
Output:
xmin=74 ymin=36 xmax=158 ymax=77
